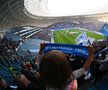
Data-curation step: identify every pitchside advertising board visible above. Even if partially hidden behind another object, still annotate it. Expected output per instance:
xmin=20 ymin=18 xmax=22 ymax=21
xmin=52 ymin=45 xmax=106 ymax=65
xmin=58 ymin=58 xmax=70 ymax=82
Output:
xmin=43 ymin=43 xmax=89 ymax=58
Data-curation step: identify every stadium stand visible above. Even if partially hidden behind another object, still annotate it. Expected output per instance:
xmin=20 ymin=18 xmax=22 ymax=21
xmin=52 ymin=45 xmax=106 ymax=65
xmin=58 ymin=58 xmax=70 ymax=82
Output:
xmin=100 ymin=23 xmax=108 ymax=37
xmin=0 ymin=0 xmax=108 ymax=90
xmin=47 ymin=22 xmax=78 ymax=30
xmin=0 ymin=30 xmax=108 ymax=90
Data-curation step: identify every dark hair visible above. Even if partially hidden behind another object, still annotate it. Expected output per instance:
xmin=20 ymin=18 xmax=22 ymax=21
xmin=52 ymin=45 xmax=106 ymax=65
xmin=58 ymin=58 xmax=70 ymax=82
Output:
xmin=39 ymin=50 xmax=74 ymax=89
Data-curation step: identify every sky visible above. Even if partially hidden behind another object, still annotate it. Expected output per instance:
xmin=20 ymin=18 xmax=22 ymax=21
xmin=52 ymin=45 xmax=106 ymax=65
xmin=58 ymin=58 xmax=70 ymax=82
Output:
xmin=48 ymin=0 xmax=108 ymax=16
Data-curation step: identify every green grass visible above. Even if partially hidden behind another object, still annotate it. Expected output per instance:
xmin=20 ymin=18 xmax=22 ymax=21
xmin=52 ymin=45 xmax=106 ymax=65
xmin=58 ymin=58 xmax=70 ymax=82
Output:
xmin=54 ymin=29 xmax=106 ymax=44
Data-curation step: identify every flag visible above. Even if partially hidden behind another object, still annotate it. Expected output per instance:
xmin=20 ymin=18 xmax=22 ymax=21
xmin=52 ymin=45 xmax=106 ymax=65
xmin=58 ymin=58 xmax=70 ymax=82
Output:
xmin=88 ymin=37 xmax=95 ymax=44
xmin=75 ymin=31 xmax=88 ymax=44
xmin=82 ymin=37 xmax=95 ymax=46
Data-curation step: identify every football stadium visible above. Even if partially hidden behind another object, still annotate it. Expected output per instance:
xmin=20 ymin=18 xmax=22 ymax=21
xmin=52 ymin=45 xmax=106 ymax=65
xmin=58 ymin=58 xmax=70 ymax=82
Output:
xmin=0 ymin=0 xmax=108 ymax=90
xmin=53 ymin=28 xmax=105 ymax=44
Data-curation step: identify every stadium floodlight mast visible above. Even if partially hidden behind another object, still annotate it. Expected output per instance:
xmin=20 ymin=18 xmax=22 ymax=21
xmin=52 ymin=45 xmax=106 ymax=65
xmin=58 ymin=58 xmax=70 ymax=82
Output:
xmin=25 ymin=0 xmax=108 ymax=17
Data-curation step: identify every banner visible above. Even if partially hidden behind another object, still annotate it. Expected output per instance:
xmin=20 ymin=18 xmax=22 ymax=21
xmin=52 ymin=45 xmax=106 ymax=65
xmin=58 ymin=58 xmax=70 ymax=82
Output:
xmin=43 ymin=43 xmax=89 ymax=58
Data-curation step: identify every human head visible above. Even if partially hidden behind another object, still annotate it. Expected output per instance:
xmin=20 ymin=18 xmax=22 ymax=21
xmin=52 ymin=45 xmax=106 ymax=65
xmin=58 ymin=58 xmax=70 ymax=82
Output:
xmin=0 ymin=78 xmax=8 ymax=89
xmin=14 ymin=74 xmax=30 ymax=89
xmin=39 ymin=50 xmax=74 ymax=89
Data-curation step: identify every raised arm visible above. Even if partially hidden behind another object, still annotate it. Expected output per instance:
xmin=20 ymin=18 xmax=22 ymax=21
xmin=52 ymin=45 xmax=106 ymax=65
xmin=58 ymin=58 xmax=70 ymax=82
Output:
xmin=83 ymin=46 xmax=94 ymax=71
xmin=73 ymin=46 xmax=94 ymax=79
xmin=38 ymin=42 xmax=45 ymax=55
xmin=38 ymin=42 xmax=46 ymax=62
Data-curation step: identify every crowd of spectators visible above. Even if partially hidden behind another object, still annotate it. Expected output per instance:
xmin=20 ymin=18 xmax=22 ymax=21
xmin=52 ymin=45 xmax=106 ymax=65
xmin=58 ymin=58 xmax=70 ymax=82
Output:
xmin=78 ymin=21 xmax=105 ymax=32
xmin=10 ymin=26 xmax=24 ymax=33
xmin=0 ymin=37 xmax=41 ymax=90
xmin=47 ymin=22 xmax=78 ymax=30
xmin=31 ymin=29 xmax=51 ymax=41
xmin=0 ymin=37 xmax=43 ymax=90
xmin=0 ymin=35 xmax=108 ymax=90
xmin=92 ymin=39 xmax=108 ymax=53
xmin=46 ymin=21 xmax=105 ymax=32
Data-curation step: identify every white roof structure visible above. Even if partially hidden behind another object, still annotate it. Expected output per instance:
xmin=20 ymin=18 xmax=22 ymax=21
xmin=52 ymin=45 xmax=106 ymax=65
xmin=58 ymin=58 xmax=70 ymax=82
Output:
xmin=24 ymin=0 xmax=108 ymax=17
xmin=0 ymin=0 xmax=108 ymax=29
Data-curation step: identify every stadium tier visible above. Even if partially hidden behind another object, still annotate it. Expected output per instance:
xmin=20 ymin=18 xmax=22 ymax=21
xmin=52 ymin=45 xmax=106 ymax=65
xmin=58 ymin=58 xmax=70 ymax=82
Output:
xmin=100 ymin=23 xmax=108 ymax=37
xmin=0 ymin=0 xmax=108 ymax=90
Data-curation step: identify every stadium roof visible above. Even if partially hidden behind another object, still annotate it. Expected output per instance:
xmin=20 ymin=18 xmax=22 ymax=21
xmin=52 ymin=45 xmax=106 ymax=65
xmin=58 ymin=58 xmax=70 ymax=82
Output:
xmin=26 ymin=0 xmax=108 ymax=16
xmin=0 ymin=0 xmax=108 ymax=30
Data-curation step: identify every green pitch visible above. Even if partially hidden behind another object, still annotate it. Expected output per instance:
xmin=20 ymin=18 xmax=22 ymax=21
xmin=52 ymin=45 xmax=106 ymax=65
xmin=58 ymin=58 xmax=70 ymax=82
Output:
xmin=53 ymin=29 xmax=106 ymax=44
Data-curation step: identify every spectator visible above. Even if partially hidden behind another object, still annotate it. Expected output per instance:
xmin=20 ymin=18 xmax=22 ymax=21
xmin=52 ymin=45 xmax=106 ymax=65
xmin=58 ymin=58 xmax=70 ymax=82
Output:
xmin=14 ymin=73 xmax=45 ymax=90
xmin=38 ymin=43 xmax=94 ymax=90
xmin=14 ymin=74 xmax=30 ymax=90
xmin=0 ymin=77 xmax=9 ymax=90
